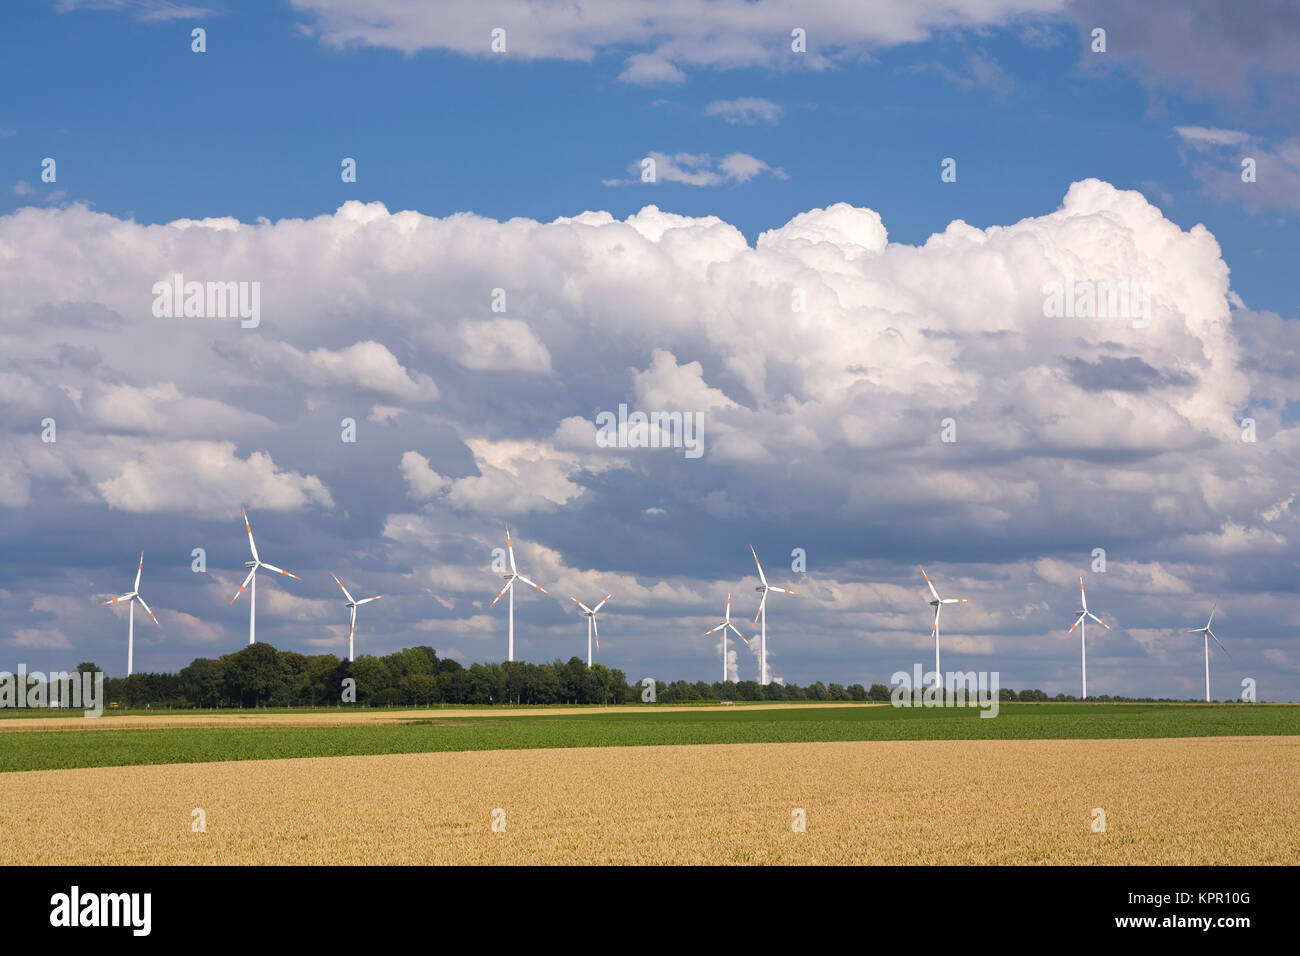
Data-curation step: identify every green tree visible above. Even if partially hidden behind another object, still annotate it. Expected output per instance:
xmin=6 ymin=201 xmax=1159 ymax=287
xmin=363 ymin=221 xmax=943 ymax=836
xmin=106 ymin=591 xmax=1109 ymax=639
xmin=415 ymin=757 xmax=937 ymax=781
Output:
xmin=178 ymin=658 xmax=224 ymax=707
xmin=608 ymin=669 xmax=630 ymax=704
xmin=301 ymin=654 xmax=341 ymax=705
xmin=468 ymin=663 xmax=506 ymax=703
xmin=438 ymin=667 xmax=473 ymax=703
xmin=350 ymin=654 xmax=395 ymax=704
xmin=221 ymin=643 xmax=287 ymax=707
xmin=590 ymin=663 xmax=615 ymax=705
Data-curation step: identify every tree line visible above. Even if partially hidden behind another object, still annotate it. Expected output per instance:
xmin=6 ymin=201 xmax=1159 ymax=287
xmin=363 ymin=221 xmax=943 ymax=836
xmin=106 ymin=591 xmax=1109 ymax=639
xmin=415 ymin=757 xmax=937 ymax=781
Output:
xmin=75 ymin=643 xmax=887 ymax=709
xmin=61 ymin=645 xmax=1243 ymax=709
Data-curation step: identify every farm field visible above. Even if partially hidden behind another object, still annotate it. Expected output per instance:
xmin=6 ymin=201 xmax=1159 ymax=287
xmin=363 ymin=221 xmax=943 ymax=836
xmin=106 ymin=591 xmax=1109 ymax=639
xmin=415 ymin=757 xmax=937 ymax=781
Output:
xmin=2 ymin=736 xmax=1295 ymax=865
xmin=0 ymin=702 xmax=1295 ymax=773
xmin=0 ymin=700 xmax=863 ymax=731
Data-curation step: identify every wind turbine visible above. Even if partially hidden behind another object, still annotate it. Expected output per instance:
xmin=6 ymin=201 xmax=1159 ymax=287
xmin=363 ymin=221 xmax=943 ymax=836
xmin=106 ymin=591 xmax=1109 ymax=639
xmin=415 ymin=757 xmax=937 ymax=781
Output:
xmin=920 ymin=565 xmax=968 ymax=687
xmin=1186 ymin=604 xmax=1230 ymax=703
xmin=568 ymin=594 xmax=612 ymax=666
xmin=750 ymin=544 xmax=796 ymax=686
xmin=229 ymin=507 xmax=300 ymax=645
xmin=331 ymin=573 xmax=385 ymax=663
xmin=704 ymin=592 xmax=748 ymax=683
xmin=488 ymin=525 xmax=549 ymax=662
xmin=1067 ymin=576 xmax=1110 ymax=699
xmin=102 ymin=551 xmax=160 ymax=677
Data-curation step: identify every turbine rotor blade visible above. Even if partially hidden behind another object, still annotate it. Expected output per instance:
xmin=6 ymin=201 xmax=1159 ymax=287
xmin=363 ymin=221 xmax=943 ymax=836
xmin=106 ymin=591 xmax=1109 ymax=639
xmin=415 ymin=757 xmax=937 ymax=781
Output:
xmin=941 ymin=598 xmax=967 ymax=604
xmin=592 ymin=615 xmax=599 ymax=646
xmin=1087 ymin=611 xmax=1110 ymax=630
xmin=103 ymin=592 xmax=135 ymax=605
xmin=134 ymin=551 xmax=143 ymax=592
xmin=243 ymin=508 xmax=259 ymax=562
xmin=754 ymin=591 xmax=767 ymax=624
xmin=505 ymin=525 xmax=517 ymax=573
xmin=705 ymin=622 xmax=727 ymax=636
xmin=355 ymin=596 xmax=383 ymax=606
xmin=1067 ymin=611 xmax=1086 ymax=633
xmin=728 ymin=623 xmax=748 ymax=645
xmin=134 ymin=594 xmax=161 ymax=628
xmin=230 ymin=566 xmax=257 ymax=604
xmin=593 ymin=594 xmax=612 ymax=613
xmin=517 ymin=575 xmax=548 ymax=595
xmin=569 ymin=595 xmax=594 ymax=614
xmin=1079 ymin=576 xmax=1088 ymax=612
xmin=750 ymin=544 xmax=768 ymax=586
xmin=331 ymin=573 xmax=356 ymax=604
xmin=260 ymin=562 xmax=301 ymax=581
xmin=1206 ymin=603 xmax=1217 ymax=627
xmin=920 ymin=565 xmax=941 ymax=602
xmin=489 ymin=576 xmax=515 ymax=608
xmin=1208 ymin=629 xmax=1230 ymax=658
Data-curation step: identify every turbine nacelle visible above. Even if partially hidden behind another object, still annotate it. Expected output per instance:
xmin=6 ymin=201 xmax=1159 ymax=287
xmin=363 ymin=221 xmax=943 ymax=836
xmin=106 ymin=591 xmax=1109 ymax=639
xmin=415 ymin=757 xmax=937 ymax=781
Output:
xmin=488 ymin=526 xmax=549 ymax=662
xmin=1186 ymin=603 xmax=1230 ymax=658
xmin=330 ymin=572 xmax=384 ymax=662
xmin=231 ymin=510 xmax=300 ymax=649
xmin=704 ymin=592 xmax=748 ymax=645
xmin=1068 ymin=577 xmax=1109 ymax=633
xmin=569 ymin=594 xmax=612 ymax=657
xmin=102 ymin=551 xmax=160 ymax=677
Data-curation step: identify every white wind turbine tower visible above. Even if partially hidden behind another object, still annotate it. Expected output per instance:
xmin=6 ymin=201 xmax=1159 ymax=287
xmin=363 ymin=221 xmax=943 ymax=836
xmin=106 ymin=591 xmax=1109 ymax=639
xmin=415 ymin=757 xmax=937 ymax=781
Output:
xmin=749 ymin=545 xmax=796 ymax=686
xmin=704 ymin=592 xmax=748 ymax=683
xmin=331 ymin=573 xmax=385 ymax=663
xmin=1186 ymin=604 xmax=1230 ymax=703
xmin=920 ymin=566 xmax=969 ymax=684
xmin=568 ymin=594 xmax=612 ymax=667
xmin=488 ymin=525 xmax=549 ymax=662
xmin=102 ymin=551 xmax=160 ymax=677
xmin=229 ymin=508 xmax=300 ymax=645
xmin=1067 ymin=575 xmax=1110 ymax=699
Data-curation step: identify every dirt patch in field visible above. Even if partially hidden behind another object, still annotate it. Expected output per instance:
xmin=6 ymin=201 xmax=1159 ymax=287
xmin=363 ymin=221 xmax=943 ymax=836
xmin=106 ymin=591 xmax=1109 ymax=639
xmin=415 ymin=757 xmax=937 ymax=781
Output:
xmin=0 ymin=701 xmax=873 ymax=733
xmin=2 ymin=736 xmax=1294 ymax=865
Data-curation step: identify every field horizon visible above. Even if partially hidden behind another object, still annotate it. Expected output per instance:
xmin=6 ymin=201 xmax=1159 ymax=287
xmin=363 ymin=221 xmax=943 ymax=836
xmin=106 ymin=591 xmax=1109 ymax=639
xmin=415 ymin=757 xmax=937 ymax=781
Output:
xmin=2 ymin=701 xmax=1295 ymax=773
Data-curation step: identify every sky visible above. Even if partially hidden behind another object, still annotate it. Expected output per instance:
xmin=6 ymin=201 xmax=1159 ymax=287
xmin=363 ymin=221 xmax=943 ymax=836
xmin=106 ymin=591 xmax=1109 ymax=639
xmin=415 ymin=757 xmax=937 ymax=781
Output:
xmin=2 ymin=0 xmax=1299 ymax=701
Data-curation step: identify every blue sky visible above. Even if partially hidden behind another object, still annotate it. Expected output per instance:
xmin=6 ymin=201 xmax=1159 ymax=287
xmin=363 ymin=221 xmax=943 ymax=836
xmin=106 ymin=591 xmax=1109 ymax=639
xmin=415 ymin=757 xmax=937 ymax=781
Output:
xmin=3 ymin=1 xmax=1296 ymax=313
xmin=2 ymin=0 xmax=1300 ymax=701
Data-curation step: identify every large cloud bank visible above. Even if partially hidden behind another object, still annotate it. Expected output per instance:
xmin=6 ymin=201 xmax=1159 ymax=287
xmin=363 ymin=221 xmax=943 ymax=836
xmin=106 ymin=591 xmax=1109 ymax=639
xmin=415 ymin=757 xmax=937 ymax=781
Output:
xmin=2 ymin=181 xmax=1296 ymax=696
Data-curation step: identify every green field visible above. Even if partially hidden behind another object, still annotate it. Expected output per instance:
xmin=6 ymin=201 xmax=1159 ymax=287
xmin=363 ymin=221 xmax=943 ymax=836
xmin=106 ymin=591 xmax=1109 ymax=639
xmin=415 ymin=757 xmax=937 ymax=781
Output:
xmin=2 ymin=703 xmax=1296 ymax=773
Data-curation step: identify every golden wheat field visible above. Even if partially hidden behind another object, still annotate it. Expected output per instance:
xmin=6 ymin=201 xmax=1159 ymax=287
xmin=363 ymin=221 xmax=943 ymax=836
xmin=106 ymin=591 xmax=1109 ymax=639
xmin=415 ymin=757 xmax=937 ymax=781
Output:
xmin=2 ymin=736 xmax=1296 ymax=864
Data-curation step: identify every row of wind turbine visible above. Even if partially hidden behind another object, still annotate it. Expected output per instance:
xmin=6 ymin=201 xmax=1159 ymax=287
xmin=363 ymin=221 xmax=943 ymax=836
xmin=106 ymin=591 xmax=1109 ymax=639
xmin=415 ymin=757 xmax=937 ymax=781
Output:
xmin=100 ymin=520 xmax=1233 ymax=697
